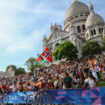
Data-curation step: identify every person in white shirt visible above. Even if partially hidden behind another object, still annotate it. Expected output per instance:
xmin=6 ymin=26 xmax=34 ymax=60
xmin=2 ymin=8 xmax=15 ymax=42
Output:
xmin=91 ymin=67 xmax=98 ymax=81
xmin=88 ymin=75 xmax=96 ymax=88
xmin=84 ymin=75 xmax=89 ymax=88
xmin=9 ymin=83 xmax=16 ymax=92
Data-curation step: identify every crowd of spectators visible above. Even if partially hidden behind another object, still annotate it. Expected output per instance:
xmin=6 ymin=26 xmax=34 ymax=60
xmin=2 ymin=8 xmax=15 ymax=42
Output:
xmin=0 ymin=55 xmax=105 ymax=94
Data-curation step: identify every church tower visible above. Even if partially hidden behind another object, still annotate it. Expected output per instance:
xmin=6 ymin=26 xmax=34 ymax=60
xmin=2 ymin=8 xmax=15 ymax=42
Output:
xmin=7 ymin=66 xmax=15 ymax=77
xmin=43 ymin=35 xmax=47 ymax=50
xmin=69 ymin=22 xmax=82 ymax=58
xmin=69 ymin=22 xmax=77 ymax=45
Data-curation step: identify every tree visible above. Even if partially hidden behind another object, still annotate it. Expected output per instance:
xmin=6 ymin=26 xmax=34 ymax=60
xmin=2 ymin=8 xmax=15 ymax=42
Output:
xmin=6 ymin=65 xmax=17 ymax=72
xmin=53 ymin=41 xmax=78 ymax=60
xmin=82 ymin=41 xmax=102 ymax=57
xmin=25 ymin=57 xmax=43 ymax=71
xmin=15 ymin=67 xmax=26 ymax=76
xmin=6 ymin=65 xmax=26 ymax=76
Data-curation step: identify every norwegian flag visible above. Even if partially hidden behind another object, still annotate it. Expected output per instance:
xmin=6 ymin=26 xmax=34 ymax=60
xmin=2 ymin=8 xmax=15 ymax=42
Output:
xmin=42 ymin=47 xmax=53 ymax=63
xmin=36 ymin=55 xmax=44 ymax=62
xmin=36 ymin=56 xmax=42 ymax=61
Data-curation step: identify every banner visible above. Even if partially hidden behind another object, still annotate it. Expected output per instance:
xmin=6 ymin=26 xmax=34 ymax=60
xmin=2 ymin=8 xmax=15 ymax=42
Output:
xmin=1 ymin=87 xmax=105 ymax=104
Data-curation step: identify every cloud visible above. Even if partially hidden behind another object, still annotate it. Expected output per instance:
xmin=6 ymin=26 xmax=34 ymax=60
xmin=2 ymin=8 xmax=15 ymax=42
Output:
xmin=0 ymin=0 xmax=65 ymax=15
xmin=6 ymin=30 xmax=43 ymax=53
xmin=0 ymin=0 xmax=65 ymax=50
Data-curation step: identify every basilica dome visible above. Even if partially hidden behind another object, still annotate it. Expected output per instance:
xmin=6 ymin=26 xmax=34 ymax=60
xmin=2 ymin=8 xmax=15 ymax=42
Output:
xmin=86 ymin=3 xmax=104 ymax=28
xmin=86 ymin=13 xmax=104 ymax=28
xmin=65 ymin=0 xmax=89 ymax=20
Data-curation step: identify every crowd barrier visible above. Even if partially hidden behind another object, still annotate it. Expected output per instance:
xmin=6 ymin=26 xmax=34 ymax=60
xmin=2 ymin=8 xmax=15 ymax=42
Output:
xmin=1 ymin=87 xmax=105 ymax=105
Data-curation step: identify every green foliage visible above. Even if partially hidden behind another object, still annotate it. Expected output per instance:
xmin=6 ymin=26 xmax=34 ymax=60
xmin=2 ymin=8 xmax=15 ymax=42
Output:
xmin=25 ymin=57 xmax=43 ymax=71
xmin=6 ymin=65 xmax=26 ymax=76
xmin=82 ymin=41 xmax=102 ymax=57
xmin=15 ymin=67 xmax=26 ymax=76
xmin=98 ymin=82 xmax=105 ymax=87
xmin=6 ymin=65 xmax=17 ymax=72
xmin=53 ymin=41 xmax=78 ymax=60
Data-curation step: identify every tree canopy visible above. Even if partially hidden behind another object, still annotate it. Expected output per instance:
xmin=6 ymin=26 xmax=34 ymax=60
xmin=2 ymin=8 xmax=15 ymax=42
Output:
xmin=15 ymin=67 xmax=26 ymax=76
xmin=6 ymin=65 xmax=17 ymax=72
xmin=25 ymin=57 xmax=43 ymax=71
xmin=53 ymin=41 xmax=78 ymax=60
xmin=6 ymin=65 xmax=26 ymax=76
xmin=82 ymin=40 xmax=102 ymax=57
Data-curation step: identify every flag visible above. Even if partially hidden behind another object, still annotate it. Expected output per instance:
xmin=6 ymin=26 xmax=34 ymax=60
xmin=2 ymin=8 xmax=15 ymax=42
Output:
xmin=36 ymin=55 xmax=47 ymax=62
xmin=36 ymin=55 xmax=44 ymax=61
xmin=36 ymin=56 xmax=42 ymax=61
xmin=42 ymin=47 xmax=53 ymax=63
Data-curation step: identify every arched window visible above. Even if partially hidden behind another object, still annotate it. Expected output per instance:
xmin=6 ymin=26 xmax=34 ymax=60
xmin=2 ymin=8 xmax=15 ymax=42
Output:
xmin=93 ymin=29 xmax=96 ymax=35
xmin=75 ymin=16 xmax=78 ymax=18
xmin=85 ymin=14 xmax=88 ymax=16
xmin=77 ymin=26 xmax=81 ymax=33
xmin=99 ymin=28 xmax=101 ymax=34
xmin=55 ymin=27 xmax=58 ymax=31
xmin=91 ymin=30 xmax=93 ymax=36
xmin=82 ymin=25 xmax=85 ymax=32
xmin=102 ymin=28 xmax=103 ymax=33
xmin=80 ymin=14 xmax=83 ymax=16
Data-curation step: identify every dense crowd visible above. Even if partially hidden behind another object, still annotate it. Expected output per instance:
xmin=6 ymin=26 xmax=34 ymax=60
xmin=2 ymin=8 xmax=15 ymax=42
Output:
xmin=0 ymin=55 xmax=105 ymax=94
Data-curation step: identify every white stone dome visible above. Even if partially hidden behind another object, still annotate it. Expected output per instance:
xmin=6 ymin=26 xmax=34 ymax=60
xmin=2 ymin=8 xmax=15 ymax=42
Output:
xmin=86 ymin=13 xmax=104 ymax=28
xmin=65 ymin=0 xmax=89 ymax=20
xmin=86 ymin=4 xmax=104 ymax=28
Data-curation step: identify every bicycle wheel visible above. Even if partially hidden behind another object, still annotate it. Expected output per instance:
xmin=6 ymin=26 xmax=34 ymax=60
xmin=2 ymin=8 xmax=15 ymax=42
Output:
xmin=26 ymin=94 xmax=39 ymax=105
xmin=39 ymin=93 xmax=52 ymax=104
xmin=2 ymin=95 xmax=9 ymax=104
xmin=26 ymin=94 xmax=34 ymax=105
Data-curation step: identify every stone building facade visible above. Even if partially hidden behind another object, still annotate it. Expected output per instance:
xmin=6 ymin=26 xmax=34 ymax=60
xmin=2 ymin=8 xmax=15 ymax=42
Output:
xmin=43 ymin=0 xmax=105 ymax=57
xmin=0 ymin=66 xmax=14 ymax=79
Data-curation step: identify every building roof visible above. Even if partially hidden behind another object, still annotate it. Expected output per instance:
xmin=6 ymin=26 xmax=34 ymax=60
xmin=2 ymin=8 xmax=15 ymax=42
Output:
xmin=86 ymin=3 xmax=104 ymax=28
xmin=65 ymin=0 xmax=89 ymax=20
xmin=8 ymin=66 xmax=14 ymax=72
xmin=86 ymin=13 xmax=104 ymax=28
xmin=43 ymin=35 xmax=47 ymax=41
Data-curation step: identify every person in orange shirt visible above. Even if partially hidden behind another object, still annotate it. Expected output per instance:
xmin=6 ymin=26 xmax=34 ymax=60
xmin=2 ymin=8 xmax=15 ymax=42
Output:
xmin=34 ymin=78 xmax=47 ymax=96
xmin=35 ymin=78 xmax=46 ymax=90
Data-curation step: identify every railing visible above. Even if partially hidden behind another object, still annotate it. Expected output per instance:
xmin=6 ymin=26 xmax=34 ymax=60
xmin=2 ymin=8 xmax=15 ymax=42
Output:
xmin=1 ymin=87 xmax=105 ymax=104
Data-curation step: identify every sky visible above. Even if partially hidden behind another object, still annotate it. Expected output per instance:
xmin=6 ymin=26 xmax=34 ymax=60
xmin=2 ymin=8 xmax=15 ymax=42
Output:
xmin=0 ymin=0 xmax=105 ymax=72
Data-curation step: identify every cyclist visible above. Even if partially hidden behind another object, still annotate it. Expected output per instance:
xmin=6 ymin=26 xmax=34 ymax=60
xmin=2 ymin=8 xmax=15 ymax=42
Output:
xmin=34 ymin=78 xmax=46 ymax=91
xmin=26 ymin=78 xmax=52 ymax=104
xmin=33 ymin=77 xmax=47 ymax=96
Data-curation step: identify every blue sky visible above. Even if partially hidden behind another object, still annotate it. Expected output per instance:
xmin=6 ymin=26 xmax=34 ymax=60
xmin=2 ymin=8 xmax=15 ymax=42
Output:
xmin=0 ymin=0 xmax=105 ymax=71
